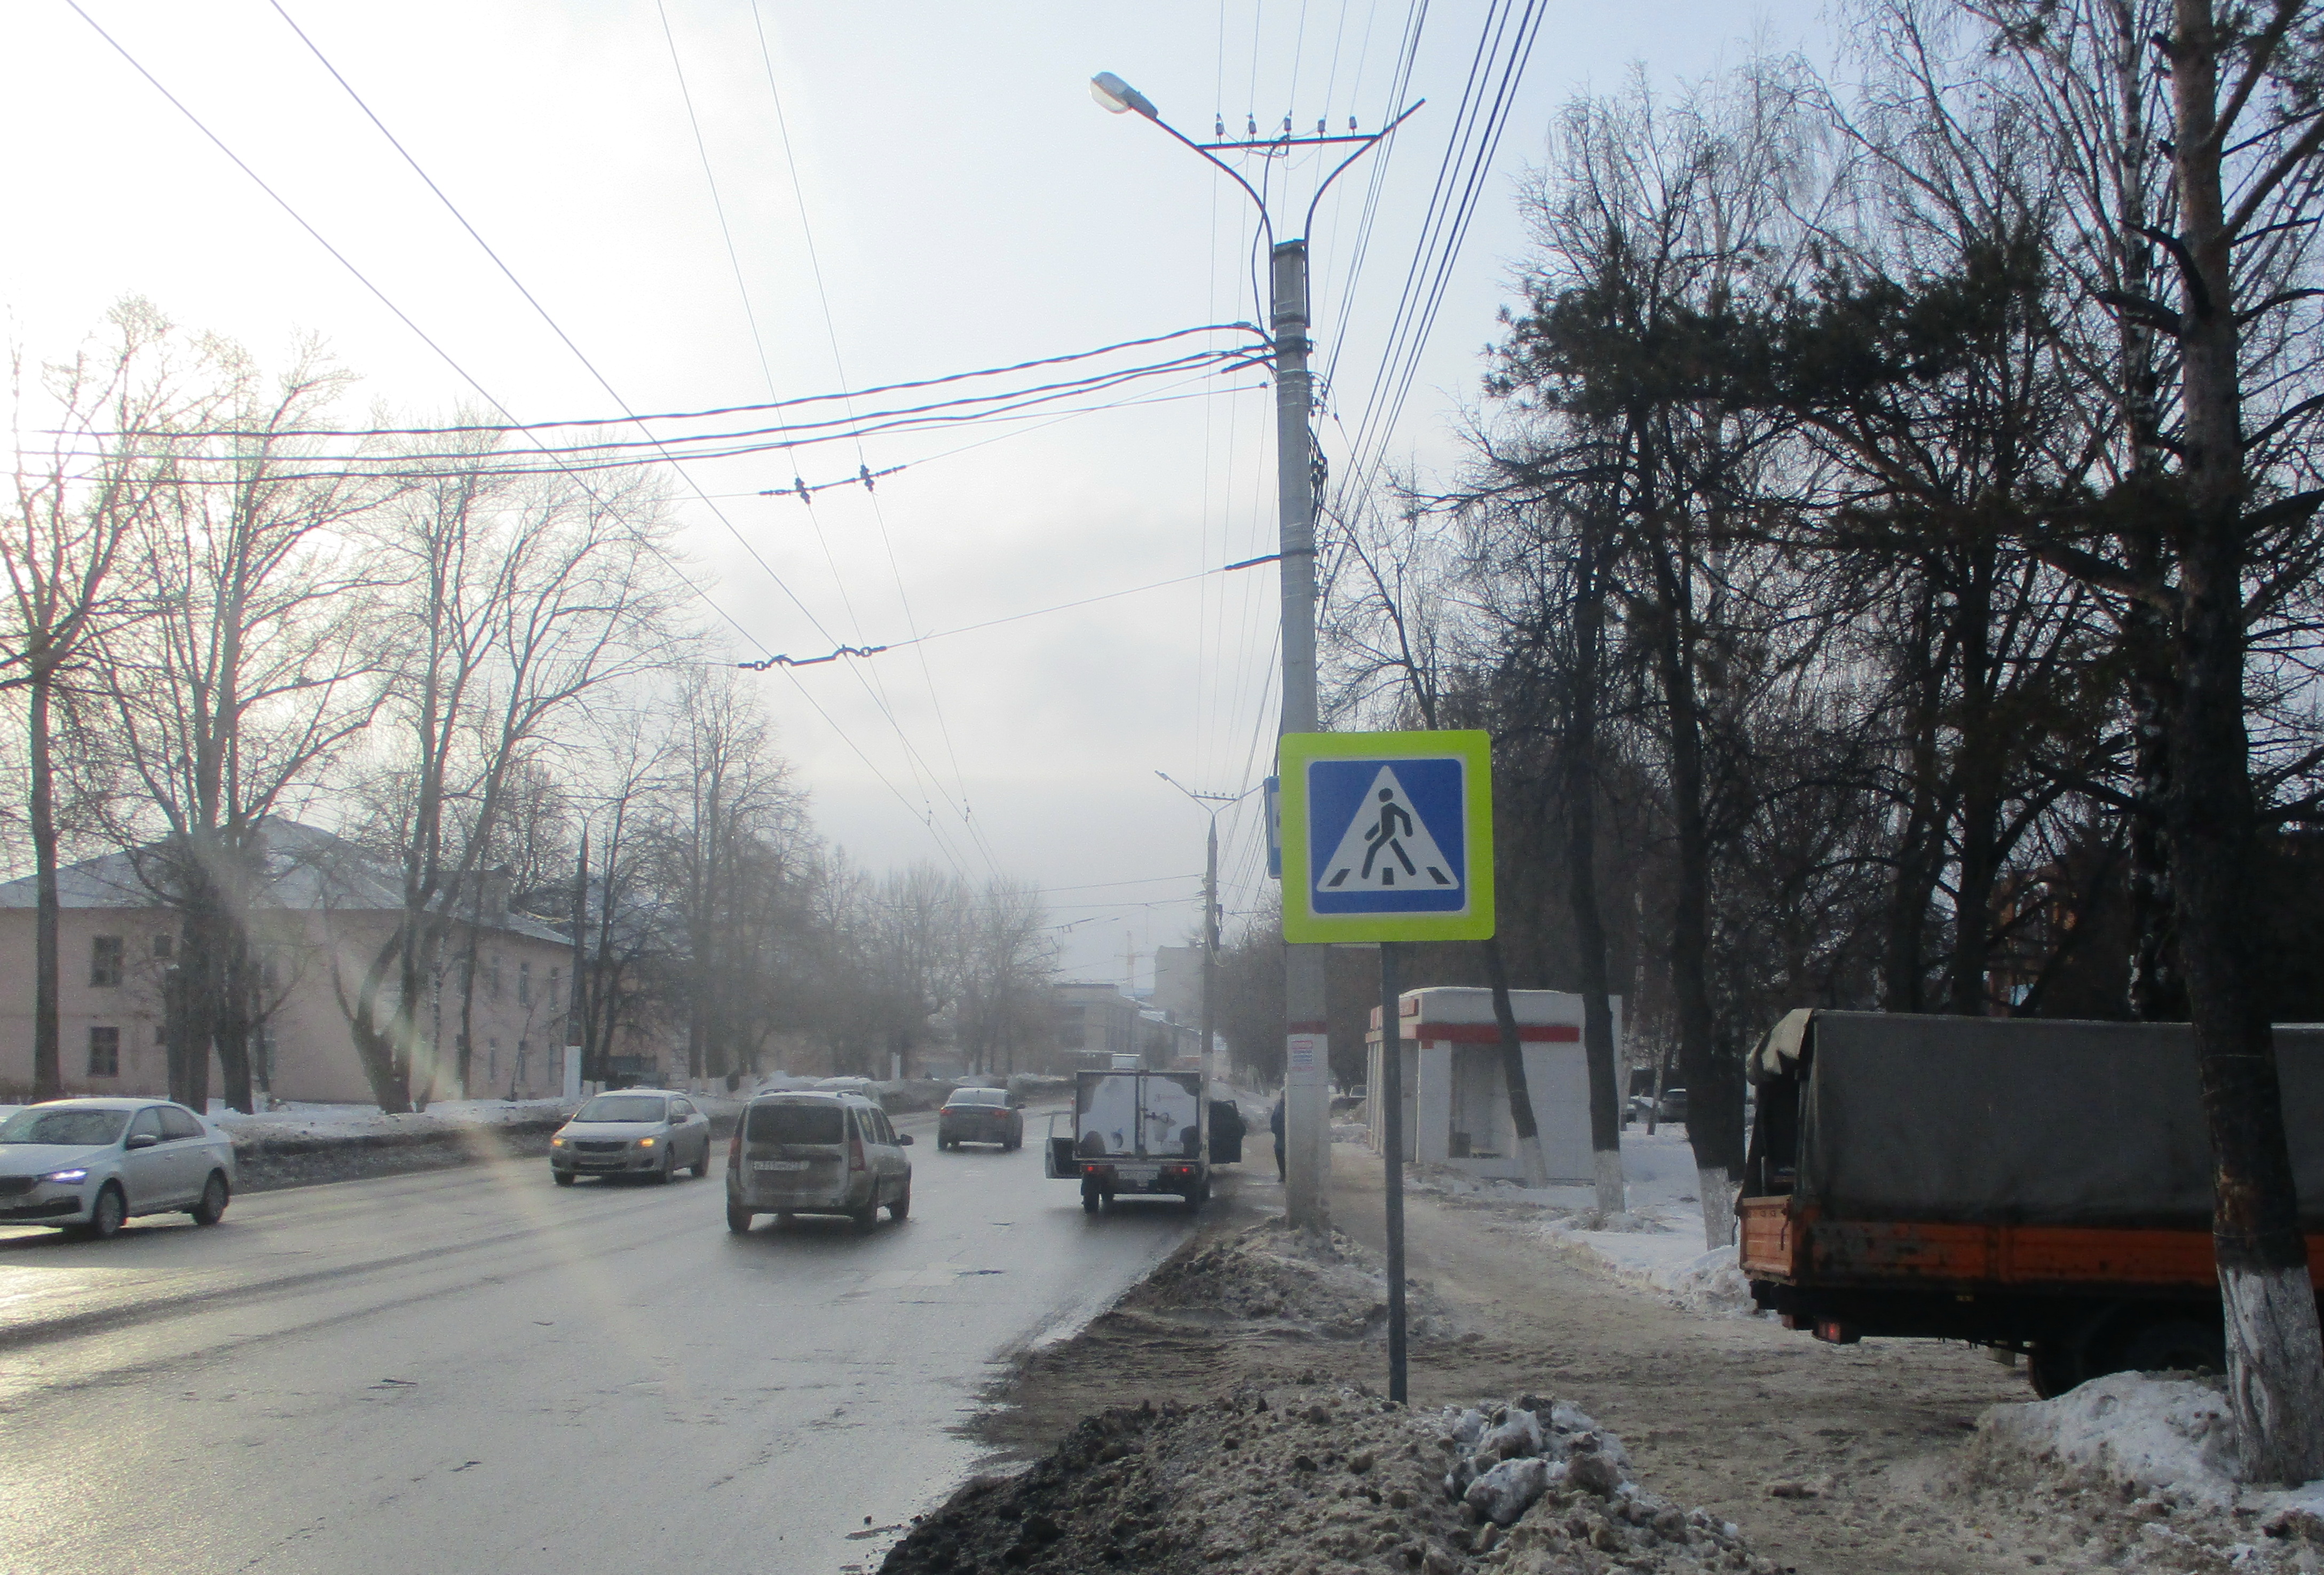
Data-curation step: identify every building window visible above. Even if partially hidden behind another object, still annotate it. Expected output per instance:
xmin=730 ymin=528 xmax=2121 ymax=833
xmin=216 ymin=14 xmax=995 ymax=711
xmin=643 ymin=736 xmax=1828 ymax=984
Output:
xmin=517 ymin=1039 xmax=529 ymax=1086
xmin=487 ymin=1038 xmax=501 ymax=1079
xmin=152 ymin=931 xmax=175 ymax=961
xmin=488 ymin=955 xmax=503 ymax=1002
xmin=91 ymin=936 xmax=124 ymax=988
xmin=88 ymin=1026 xmax=120 ymax=1078
xmin=518 ymin=961 xmax=532 ymax=1007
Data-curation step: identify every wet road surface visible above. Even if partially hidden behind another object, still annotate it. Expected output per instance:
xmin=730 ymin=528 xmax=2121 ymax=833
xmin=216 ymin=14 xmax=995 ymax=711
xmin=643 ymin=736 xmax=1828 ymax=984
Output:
xmin=0 ymin=1104 xmax=1200 ymax=1573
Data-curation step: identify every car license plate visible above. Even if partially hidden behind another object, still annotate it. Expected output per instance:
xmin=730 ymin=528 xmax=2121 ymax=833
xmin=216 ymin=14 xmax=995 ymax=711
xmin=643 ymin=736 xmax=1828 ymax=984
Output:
xmin=753 ymin=1160 xmax=808 ymax=1172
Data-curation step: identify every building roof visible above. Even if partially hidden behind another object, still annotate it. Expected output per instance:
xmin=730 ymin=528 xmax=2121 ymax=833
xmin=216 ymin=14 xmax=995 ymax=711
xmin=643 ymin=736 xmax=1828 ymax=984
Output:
xmin=0 ymin=818 xmax=569 ymax=945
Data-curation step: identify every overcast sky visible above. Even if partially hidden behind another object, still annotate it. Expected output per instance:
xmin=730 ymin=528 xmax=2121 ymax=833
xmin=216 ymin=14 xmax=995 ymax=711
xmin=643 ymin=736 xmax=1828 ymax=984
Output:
xmin=4 ymin=1 xmax=1824 ymax=985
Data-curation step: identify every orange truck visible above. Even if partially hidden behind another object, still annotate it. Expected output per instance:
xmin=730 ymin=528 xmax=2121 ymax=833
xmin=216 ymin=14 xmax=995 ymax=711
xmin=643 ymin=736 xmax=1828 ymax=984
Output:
xmin=1738 ymin=1010 xmax=2324 ymax=1396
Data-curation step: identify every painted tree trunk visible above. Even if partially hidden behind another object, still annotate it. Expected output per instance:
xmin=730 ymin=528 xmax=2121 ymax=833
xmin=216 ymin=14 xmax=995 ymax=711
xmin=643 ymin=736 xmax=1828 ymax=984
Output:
xmin=1564 ymin=525 xmax=1625 ymax=1217
xmin=2167 ymin=0 xmax=2324 ymax=1484
xmin=1646 ymin=537 xmax=1742 ymax=1246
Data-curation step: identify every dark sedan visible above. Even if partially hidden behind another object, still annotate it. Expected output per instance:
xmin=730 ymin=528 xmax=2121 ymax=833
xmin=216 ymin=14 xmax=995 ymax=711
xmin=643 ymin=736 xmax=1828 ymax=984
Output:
xmin=936 ymin=1087 xmax=1023 ymax=1151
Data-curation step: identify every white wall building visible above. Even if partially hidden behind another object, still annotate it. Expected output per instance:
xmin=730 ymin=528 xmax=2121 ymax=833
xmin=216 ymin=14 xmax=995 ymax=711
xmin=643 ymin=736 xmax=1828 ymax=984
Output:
xmin=1363 ymin=985 xmax=1623 ymax=1183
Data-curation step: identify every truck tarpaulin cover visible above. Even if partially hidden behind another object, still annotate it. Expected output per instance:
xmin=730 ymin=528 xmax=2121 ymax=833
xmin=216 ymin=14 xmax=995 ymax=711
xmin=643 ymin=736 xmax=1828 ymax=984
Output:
xmin=1761 ymin=1012 xmax=2324 ymax=1228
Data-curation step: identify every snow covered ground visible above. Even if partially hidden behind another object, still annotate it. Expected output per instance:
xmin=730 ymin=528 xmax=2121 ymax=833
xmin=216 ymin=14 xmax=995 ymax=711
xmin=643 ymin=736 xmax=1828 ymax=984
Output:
xmin=204 ymin=1096 xmax=578 ymax=1141
xmin=1396 ymin=1126 xmax=1756 ymax=1315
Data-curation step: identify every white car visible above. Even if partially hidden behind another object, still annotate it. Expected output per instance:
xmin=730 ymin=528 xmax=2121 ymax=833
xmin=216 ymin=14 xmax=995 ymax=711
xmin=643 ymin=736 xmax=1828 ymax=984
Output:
xmin=0 ymin=1097 xmax=237 ymax=1238
xmin=548 ymin=1090 xmax=715 ymax=1185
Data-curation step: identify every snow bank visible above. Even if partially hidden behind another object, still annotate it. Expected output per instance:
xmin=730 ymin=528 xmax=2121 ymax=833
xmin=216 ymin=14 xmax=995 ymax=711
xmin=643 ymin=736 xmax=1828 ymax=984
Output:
xmin=880 ymin=1388 xmax=1771 ymax=1575
xmin=1964 ymin=1374 xmax=2324 ymax=1568
xmin=1980 ymin=1373 xmax=2242 ymax=1503
xmin=208 ymin=1097 xmax=575 ymax=1144
xmin=1133 ymin=1217 xmax=1460 ymax=1341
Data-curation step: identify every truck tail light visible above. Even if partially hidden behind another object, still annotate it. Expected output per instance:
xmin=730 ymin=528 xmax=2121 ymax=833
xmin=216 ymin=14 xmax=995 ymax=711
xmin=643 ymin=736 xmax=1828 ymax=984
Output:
xmin=1813 ymin=1319 xmax=1859 ymax=1345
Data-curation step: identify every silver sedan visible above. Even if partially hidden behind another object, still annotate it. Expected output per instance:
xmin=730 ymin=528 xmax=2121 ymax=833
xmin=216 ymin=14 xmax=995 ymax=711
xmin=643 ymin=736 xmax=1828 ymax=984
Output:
xmin=0 ymin=1098 xmax=236 ymax=1238
xmin=549 ymin=1090 xmax=714 ymax=1184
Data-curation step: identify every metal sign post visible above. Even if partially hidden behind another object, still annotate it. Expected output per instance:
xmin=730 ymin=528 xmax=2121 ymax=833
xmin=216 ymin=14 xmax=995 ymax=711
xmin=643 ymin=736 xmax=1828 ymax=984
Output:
xmin=1278 ymin=729 xmax=1494 ymax=1402
xmin=1379 ymin=937 xmax=1407 ymax=1402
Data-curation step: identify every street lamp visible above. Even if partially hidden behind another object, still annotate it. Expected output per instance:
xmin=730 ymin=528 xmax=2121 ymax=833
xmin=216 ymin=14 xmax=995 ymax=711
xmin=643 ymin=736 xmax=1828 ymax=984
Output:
xmin=1088 ymin=71 xmax=1156 ymax=120
xmin=1098 ymin=73 xmax=1419 ymax=1232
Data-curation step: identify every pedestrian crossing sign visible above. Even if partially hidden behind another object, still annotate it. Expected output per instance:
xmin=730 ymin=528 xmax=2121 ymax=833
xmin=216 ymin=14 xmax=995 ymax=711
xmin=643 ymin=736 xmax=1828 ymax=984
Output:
xmin=1278 ymin=730 xmax=1494 ymax=942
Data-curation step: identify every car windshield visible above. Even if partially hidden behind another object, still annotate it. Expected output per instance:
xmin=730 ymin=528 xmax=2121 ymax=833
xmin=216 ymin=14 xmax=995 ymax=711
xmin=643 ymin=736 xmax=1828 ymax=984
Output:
xmin=948 ymin=1089 xmax=1005 ymax=1107
xmin=574 ymin=1095 xmax=667 ymax=1123
xmin=0 ymin=1107 xmax=130 ymax=1146
xmin=747 ymin=1103 xmax=844 ymax=1145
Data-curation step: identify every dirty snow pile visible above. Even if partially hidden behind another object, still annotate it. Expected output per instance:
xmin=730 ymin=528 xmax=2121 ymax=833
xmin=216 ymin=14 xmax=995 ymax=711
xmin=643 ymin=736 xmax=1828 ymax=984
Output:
xmin=880 ymin=1386 xmax=1774 ymax=1575
xmin=1133 ymin=1218 xmax=1459 ymax=1342
xmin=1966 ymin=1372 xmax=2324 ymax=1570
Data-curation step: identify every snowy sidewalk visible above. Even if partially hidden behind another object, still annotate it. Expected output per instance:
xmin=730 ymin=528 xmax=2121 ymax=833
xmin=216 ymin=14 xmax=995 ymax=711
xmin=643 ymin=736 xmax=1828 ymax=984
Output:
xmin=1398 ymin=1126 xmax=1756 ymax=1315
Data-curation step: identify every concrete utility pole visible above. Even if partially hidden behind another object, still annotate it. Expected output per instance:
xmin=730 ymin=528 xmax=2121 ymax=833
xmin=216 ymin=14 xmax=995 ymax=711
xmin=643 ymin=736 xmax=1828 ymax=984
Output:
xmin=1089 ymin=72 xmax=1421 ymax=1234
xmin=1158 ymin=771 xmax=1254 ymax=1174
xmin=1203 ymin=810 xmax=1220 ymax=1106
xmin=1272 ymin=238 xmax=1331 ymax=1232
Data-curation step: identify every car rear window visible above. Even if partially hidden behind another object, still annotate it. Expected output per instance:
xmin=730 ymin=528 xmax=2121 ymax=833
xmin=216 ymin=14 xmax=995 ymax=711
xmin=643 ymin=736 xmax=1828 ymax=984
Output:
xmin=947 ymin=1089 xmax=1005 ymax=1107
xmin=747 ymin=1103 xmax=844 ymax=1145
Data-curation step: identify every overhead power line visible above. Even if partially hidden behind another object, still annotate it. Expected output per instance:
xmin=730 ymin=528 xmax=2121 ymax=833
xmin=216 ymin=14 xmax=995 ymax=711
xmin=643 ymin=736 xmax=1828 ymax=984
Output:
xmin=60 ymin=0 xmax=781 ymax=666
xmin=735 ymin=553 xmax=1283 ymax=671
xmin=83 ymin=323 xmax=1262 ymax=442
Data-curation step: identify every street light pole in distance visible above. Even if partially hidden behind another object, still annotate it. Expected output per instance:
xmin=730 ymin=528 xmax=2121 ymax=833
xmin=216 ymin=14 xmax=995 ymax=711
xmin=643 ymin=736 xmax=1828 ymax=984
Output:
xmin=1095 ymin=73 xmax=1420 ymax=1233
xmin=1158 ymin=771 xmax=1256 ymax=1178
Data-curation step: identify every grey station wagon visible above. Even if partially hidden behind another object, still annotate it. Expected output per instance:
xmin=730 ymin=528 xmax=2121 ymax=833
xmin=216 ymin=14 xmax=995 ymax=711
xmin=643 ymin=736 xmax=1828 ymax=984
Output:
xmin=725 ymin=1091 xmax=910 ymax=1232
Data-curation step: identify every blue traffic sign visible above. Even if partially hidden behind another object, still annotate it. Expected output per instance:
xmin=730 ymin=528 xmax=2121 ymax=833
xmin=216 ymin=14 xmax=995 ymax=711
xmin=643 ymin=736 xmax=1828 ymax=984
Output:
xmin=1278 ymin=731 xmax=1495 ymax=943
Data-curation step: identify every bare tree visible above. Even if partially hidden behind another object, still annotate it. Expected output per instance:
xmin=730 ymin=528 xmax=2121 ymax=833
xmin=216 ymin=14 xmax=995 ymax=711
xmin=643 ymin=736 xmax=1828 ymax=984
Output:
xmin=660 ymin=667 xmax=809 ymax=1086
xmin=3 ymin=299 xmax=183 ymax=1098
xmin=341 ymin=438 xmax=678 ymax=1110
xmin=98 ymin=331 xmax=388 ymax=1112
xmin=954 ymin=877 xmax=1057 ymax=1076
xmin=2147 ymin=0 xmax=2324 ymax=1481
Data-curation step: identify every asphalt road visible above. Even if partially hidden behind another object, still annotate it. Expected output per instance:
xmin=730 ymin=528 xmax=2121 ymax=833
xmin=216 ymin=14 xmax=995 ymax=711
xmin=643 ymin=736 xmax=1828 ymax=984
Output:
xmin=0 ymin=1104 xmax=1202 ymax=1574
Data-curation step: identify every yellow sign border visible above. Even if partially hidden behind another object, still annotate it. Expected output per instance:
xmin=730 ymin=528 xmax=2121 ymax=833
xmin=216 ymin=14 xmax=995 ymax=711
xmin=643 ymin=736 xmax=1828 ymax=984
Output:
xmin=1278 ymin=730 xmax=1495 ymax=943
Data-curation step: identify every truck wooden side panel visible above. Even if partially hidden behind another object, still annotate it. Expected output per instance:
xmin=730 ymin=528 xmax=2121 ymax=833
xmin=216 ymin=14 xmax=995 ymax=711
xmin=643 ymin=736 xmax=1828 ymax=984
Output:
xmin=1742 ymin=1196 xmax=2324 ymax=1292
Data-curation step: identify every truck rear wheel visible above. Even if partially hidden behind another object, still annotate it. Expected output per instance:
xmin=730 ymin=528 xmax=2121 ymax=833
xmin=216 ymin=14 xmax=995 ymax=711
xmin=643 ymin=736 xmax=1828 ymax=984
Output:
xmin=2109 ymin=1313 xmax=2224 ymax=1378
xmin=2027 ymin=1340 xmax=2088 ymax=1398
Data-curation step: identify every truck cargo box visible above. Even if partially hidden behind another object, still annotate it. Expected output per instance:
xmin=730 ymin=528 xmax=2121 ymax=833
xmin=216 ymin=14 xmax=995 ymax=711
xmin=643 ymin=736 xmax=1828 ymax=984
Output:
xmin=1746 ymin=1011 xmax=2324 ymax=1230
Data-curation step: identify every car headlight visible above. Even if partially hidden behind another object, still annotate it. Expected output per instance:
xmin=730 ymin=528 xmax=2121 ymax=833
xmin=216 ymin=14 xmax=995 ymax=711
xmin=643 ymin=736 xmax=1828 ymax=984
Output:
xmin=550 ymin=1136 xmax=567 ymax=1147
xmin=39 ymin=1168 xmax=89 ymax=1185
xmin=638 ymin=1136 xmax=657 ymax=1147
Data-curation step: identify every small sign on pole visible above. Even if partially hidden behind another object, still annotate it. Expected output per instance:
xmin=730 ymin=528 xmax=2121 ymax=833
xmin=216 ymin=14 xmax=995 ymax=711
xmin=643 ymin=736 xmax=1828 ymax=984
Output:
xmin=1264 ymin=774 xmax=1282 ymax=881
xmin=1278 ymin=731 xmax=1495 ymax=943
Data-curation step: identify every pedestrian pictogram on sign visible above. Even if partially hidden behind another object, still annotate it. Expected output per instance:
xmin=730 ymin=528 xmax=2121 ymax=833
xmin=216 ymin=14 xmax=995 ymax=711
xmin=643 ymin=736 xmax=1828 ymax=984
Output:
xmin=1278 ymin=731 xmax=1495 ymax=943
xmin=1317 ymin=768 xmax=1459 ymax=893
